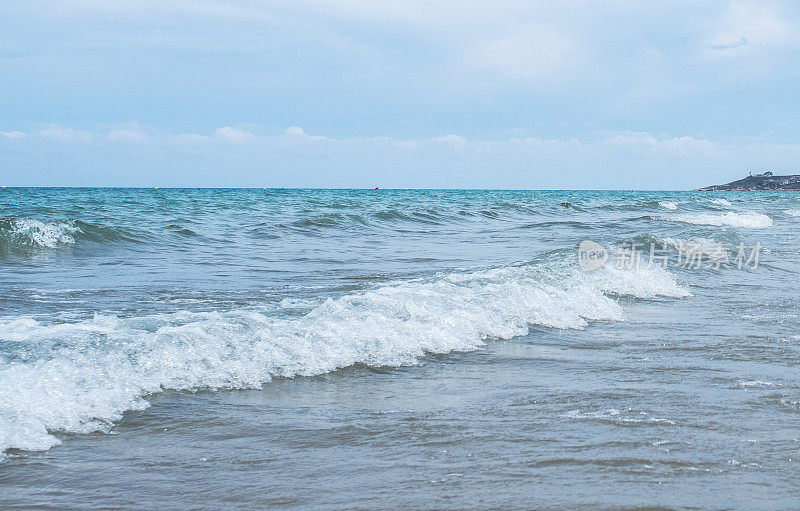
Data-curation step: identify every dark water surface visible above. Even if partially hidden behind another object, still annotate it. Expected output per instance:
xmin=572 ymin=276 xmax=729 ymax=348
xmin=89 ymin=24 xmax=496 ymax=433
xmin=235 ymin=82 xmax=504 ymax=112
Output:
xmin=1 ymin=189 xmax=799 ymax=509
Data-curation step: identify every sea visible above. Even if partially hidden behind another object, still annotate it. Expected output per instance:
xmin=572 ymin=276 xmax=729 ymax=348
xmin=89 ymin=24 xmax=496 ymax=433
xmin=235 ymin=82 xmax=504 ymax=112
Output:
xmin=0 ymin=188 xmax=799 ymax=510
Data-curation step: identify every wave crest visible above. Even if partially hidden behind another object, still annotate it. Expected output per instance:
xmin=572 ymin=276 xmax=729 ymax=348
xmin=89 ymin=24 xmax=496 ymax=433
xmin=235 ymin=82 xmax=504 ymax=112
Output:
xmin=0 ymin=217 xmax=140 ymax=254
xmin=0 ymin=259 xmax=689 ymax=457
xmin=657 ymin=211 xmax=773 ymax=228
xmin=0 ymin=218 xmax=80 ymax=249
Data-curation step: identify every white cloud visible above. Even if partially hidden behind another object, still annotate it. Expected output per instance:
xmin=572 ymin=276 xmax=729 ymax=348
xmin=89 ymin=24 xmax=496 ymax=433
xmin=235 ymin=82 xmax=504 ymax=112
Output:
xmin=603 ymin=132 xmax=658 ymax=147
xmin=38 ymin=125 xmax=93 ymax=142
xmin=109 ymin=128 xmax=148 ymax=142
xmin=430 ymin=134 xmax=469 ymax=150
xmin=214 ymin=126 xmax=256 ymax=144
xmin=8 ymin=0 xmax=800 ymax=112
xmin=285 ymin=126 xmax=305 ymax=136
xmin=175 ymin=133 xmax=209 ymax=143
xmin=13 ymin=122 xmax=799 ymax=160
xmin=7 ymin=122 xmax=800 ymax=188
xmin=284 ymin=126 xmax=331 ymax=141
xmin=705 ymin=0 xmax=799 ymax=57
xmin=104 ymin=121 xmax=149 ymax=142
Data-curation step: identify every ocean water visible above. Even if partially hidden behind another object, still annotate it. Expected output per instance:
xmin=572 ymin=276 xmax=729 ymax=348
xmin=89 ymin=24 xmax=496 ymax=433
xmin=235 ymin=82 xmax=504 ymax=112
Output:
xmin=0 ymin=188 xmax=799 ymax=509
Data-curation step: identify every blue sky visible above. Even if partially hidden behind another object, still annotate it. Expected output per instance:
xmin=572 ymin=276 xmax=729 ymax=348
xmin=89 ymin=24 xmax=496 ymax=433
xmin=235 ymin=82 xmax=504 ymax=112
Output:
xmin=1 ymin=0 xmax=800 ymax=188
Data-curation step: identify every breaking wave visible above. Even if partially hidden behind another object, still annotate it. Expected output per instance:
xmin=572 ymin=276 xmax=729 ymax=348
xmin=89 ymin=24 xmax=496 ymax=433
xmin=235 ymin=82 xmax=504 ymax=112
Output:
xmin=657 ymin=211 xmax=773 ymax=229
xmin=0 ymin=217 xmax=138 ymax=254
xmin=710 ymin=198 xmax=732 ymax=207
xmin=0 ymin=258 xmax=689 ymax=457
xmin=0 ymin=218 xmax=81 ymax=249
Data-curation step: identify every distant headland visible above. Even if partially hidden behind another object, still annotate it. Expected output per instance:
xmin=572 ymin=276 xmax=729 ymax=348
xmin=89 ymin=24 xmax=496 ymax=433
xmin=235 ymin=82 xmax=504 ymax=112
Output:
xmin=698 ymin=172 xmax=800 ymax=191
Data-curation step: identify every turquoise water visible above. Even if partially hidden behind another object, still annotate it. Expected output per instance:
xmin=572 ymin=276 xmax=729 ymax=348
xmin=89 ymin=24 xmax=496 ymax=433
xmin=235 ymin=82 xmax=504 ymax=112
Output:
xmin=1 ymin=189 xmax=799 ymax=509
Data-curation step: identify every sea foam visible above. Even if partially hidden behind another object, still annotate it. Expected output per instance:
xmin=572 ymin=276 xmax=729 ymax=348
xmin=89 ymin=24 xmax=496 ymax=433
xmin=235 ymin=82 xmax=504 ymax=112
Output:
xmin=0 ymin=260 xmax=689 ymax=458
xmin=658 ymin=211 xmax=773 ymax=228
xmin=710 ymin=198 xmax=732 ymax=207
xmin=0 ymin=218 xmax=80 ymax=248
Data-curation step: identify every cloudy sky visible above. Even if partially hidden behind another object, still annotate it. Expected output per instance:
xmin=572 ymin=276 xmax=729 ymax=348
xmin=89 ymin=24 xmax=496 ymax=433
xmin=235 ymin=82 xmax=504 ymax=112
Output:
xmin=2 ymin=0 xmax=799 ymax=188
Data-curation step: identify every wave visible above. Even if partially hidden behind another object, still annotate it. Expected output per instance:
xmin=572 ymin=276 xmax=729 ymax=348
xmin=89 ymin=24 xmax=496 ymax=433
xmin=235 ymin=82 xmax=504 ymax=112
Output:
xmin=165 ymin=224 xmax=199 ymax=237
xmin=626 ymin=232 xmax=743 ymax=259
xmin=657 ymin=211 xmax=773 ymax=228
xmin=0 ymin=217 xmax=139 ymax=253
xmin=0 ymin=258 xmax=689 ymax=458
xmin=564 ymin=408 xmax=676 ymax=426
xmin=518 ymin=220 xmax=592 ymax=229
xmin=374 ymin=209 xmax=444 ymax=225
xmin=784 ymin=209 xmax=800 ymax=217
xmin=593 ymin=199 xmax=677 ymax=212
xmin=659 ymin=237 xmax=738 ymax=264
xmin=710 ymin=198 xmax=732 ymax=207
xmin=268 ymin=209 xmax=452 ymax=234
xmin=0 ymin=218 xmax=81 ymax=249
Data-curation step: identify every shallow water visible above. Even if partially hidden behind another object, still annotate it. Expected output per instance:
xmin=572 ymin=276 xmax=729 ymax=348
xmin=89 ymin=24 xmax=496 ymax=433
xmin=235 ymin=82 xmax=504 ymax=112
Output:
xmin=1 ymin=189 xmax=799 ymax=509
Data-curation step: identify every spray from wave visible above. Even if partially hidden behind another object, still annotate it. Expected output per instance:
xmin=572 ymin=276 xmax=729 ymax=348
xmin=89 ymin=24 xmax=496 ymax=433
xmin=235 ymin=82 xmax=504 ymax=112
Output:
xmin=0 ymin=258 xmax=689 ymax=458
xmin=0 ymin=218 xmax=81 ymax=249
xmin=0 ymin=217 xmax=143 ymax=254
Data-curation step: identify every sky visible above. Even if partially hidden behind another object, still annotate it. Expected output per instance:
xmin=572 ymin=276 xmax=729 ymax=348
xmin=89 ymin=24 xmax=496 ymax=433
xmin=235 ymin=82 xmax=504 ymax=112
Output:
xmin=1 ymin=0 xmax=800 ymax=189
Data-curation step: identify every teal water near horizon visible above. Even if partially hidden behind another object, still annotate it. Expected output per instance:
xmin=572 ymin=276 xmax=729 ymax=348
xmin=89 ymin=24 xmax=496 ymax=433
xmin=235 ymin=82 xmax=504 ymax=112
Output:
xmin=1 ymin=188 xmax=799 ymax=509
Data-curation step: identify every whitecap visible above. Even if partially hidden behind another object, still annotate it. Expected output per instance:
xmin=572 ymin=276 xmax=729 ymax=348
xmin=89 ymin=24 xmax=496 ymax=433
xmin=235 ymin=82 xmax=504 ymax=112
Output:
xmin=738 ymin=380 xmax=777 ymax=388
xmin=0 ymin=258 xmax=689 ymax=457
xmin=658 ymin=211 xmax=772 ymax=228
xmin=1 ymin=218 xmax=81 ymax=248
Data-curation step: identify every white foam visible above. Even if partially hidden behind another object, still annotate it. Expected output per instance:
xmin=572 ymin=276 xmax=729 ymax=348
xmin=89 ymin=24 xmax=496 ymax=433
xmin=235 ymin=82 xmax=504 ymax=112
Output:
xmin=662 ymin=237 xmax=731 ymax=256
xmin=659 ymin=201 xmax=678 ymax=210
xmin=5 ymin=219 xmax=80 ymax=247
xmin=784 ymin=209 xmax=800 ymax=217
xmin=738 ymin=380 xmax=777 ymax=388
xmin=0 ymin=260 xmax=689 ymax=457
xmin=584 ymin=264 xmax=691 ymax=299
xmin=565 ymin=408 xmax=676 ymax=426
xmin=710 ymin=198 xmax=732 ymax=206
xmin=659 ymin=211 xmax=772 ymax=228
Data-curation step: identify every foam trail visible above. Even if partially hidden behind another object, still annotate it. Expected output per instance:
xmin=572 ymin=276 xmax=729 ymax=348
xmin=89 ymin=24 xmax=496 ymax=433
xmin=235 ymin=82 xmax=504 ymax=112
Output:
xmin=0 ymin=260 xmax=689 ymax=457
